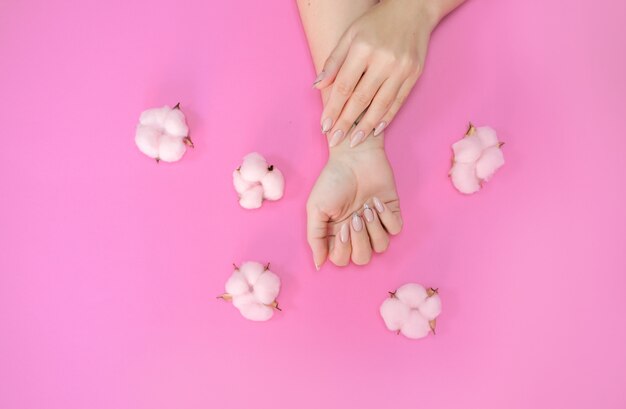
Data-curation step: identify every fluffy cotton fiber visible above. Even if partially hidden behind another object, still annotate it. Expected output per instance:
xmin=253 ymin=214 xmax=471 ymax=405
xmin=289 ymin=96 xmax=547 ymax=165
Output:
xmin=233 ymin=153 xmax=285 ymax=209
xmin=450 ymin=124 xmax=504 ymax=194
xmin=380 ymin=283 xmax=442 ymax=339
xmin=219 ymin=261 xmax=281 ymax=321
xmin=135 ymin=103 xmax=193 ymax=162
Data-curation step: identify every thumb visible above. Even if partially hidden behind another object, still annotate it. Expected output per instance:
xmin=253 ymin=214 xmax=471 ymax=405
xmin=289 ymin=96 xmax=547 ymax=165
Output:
xmin=313 ymin=31 xmax=351 ymax=89
xmin=306 ymin=204 xmax=330 ymax=270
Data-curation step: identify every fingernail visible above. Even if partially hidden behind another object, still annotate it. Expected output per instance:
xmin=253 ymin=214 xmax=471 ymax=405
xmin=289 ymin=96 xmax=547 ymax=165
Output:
xmin=373 ymin=197 xmax=385 ymax=213
xmin=374 ymin=121 xmax=386 ymax=136
xmin=312 ymin=71 xmax=325 ymax=87
xmin=329 ymin=129 xmax=344 ymax=147
xmin=340 ymin=223 xmax=349 ymax=243
xmin=352 ymin=213 xmax=363 ymax=232
xmin=321 ymin=117 xmax=332 ymax=133
xmin=364 ymin=205 xmax=374 ymax=222
xmin=350 ymin=130 xmax=365 ymax=147
xmin=315 ymin=261 xmax=320 ymax=271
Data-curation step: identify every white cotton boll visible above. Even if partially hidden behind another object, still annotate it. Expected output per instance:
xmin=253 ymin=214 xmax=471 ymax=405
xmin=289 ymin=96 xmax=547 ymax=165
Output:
xmin=135 ymin=124 xmax=160 ymax=158
xmin=394 ymin=283 xmax=428 ymax=309
xmin=475 ymin=126 xmax=498 ymax=148
xmin=380 ymin=298 xmax=411 ymax=331
xmin=225 ymin=271 xmax=250 ymax=296
xmin=139 ymin=106 xmax=170 ymax=127
xmin=450 ymin=162 xmax=481 ymax=194
xmin=452 ymin=136 xmax=483 ymax=163
xmin=158 ymin=134 xmax=186 ymax=162
xmin=233 ymin=170 xmax=256 ymax=195
xmin=239 ymin=261 xmax=265 ymax=286
xmin=135 ymin=104 xmax=191 ymax=162
xmin=418 ymin=295 xmax=442 ymax=321
xmin=231 ymin=292 xmax=256 ymax=310
xmin=475 ymin=146 xmax=505 ymax=181
xmin=401 ymin=310 xmax=432 ymax=339
xmin=239 ymin=185 xmax=264 ymax=209
xmin=163 ymin=109 xmax=189 ymax=137
xmin=238 ymin=302 xmax=274 ymax=322
xmin=261 ymin=168 xmax=285 ymax=201
xmin=239 ymin=152 xmax=269 ymax=182
xmin=253 ymin=270 xmax=281 ymax=305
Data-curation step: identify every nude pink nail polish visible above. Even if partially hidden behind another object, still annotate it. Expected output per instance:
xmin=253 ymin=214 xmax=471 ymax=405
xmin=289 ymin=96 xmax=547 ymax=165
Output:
xmin=350 ymin=130 xmax=365 ymax=147
xmin=364 ymin=205 xmax=375 ymax=222
xmin=373 ymin=197 xmax=385 ymax=213
xmin=321 ymin=117 xmax=332 ymax=133
xmin=374 ymin=121 xmax=386 ymax=136
xmin=352 ymin=213 xmax=363 ymax=232
xmin=340 ymin=223 xmax=349 ymax=243
xmin=329 ymin=129 xmax=344 ymax=147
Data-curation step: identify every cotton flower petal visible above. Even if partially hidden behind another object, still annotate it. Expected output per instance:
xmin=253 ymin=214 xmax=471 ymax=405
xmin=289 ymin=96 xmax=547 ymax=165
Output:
xmin=238 ymin=185 xmax=264 ymax=209
xmin=452 ymin=135 xmax=483 ymax=163
xmin=401 ymin=310 xmax=432 ymax=339
xmin=233 ymin=170 xmax=256 ymax=195
xmin=239 ymin=152 xmax=269 ymax=182
xmin=450 ymin=162 xmax=481 ymax=194
xmin=225 ymin=271 xmax=250 ymax=296
xmin=231 ymin=292 xmax=256 ymax=310
xmin=380 ymin=298 xmax=411 ymax=331
xmin=475 ymin=126 xmax=499 ymax=148
xmin=418 ymin=294 xmax=442 ymax=321
xmin=475 ymin=146 xmax=505 ymax=181
xmin=253 ymin=270 xmax=281 ymax=305
xmin=239 ymin=261 xmax=265 ymax=286
xmin=158 ymin=134 xmax=186 ymax=162
xmin=135 ymin=124 xmax=160 ymax=159
xmin=261 ymin=168 xmax=285 ymax=201
xmin=237 ymin=302 xmax=274 ymax=322
xmin=394 ymin=283 xmax=428 ymax=309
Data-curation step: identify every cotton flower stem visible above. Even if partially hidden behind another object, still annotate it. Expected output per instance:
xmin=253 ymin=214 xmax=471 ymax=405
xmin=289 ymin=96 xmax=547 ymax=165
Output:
xmin=264 ymin=262 xmax=271 ymax=271
xmin=217 ymin=293 xmax=233 ymax=301
xmin=232 ymin=263 xmax=239 ymax=270
xmin=465 ymin=122 xmax=476 ymax=137
xmin=268 ymin=165 xmax=274 ymax=171
xmin=271 ymin=300 xmax=281 ymax=311
xmin=155 ymin=158 xmax=160 ymax=163
xmin=183 ymin=136 xmax=194 ymax=148
xmin=388 ymin=291 xmax=396 ymax=298
xmin=498 ymin=141 xmax=505 ymax=148
xmin=427 ymin=288 xmax=439 ymax=297
xmin=429 ymin=319 xmax=437 ymax=334
xmin=173 ymin=102 xmax=181 ymax=110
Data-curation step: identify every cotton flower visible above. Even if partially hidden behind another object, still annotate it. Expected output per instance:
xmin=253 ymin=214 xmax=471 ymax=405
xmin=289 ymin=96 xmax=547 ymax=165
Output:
xmin=135 ymin=103 xmax=194 ymax=163
xmin=233 ymin=153 xmax=285 ymax=209
xmin=380 ymin=283 xmax=441 ymax=339
xmin=450 ymin=123 xmax=504 ymax=194
xmin=218 ymin=261 xmax=281 ymax=321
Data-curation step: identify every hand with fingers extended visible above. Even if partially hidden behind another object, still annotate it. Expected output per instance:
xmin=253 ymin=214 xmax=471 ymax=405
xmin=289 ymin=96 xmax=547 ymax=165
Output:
xmin=314 ymin=0 xmax=441 ymax=148
xmin=306 ymin=133 xmax=403 ymax=269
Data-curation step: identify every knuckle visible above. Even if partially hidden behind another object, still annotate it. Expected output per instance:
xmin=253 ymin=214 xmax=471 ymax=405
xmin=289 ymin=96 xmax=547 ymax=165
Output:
xmin=351 ymin=90 xmax=370 ymax=107
xmin=395 ymin=93 xmax=408 ymax=106
xmin=334 ymin=82 xmax=352 ymax=97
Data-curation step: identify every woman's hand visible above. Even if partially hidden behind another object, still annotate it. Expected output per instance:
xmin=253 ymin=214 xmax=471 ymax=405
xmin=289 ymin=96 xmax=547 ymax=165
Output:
xmin=314 ymin=0 xmax=440 ymax=148
xmin=306 ymin=133 xmax=403 ymax=269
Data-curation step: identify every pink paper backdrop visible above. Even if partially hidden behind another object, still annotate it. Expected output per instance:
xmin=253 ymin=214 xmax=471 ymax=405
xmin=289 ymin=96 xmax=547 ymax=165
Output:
xmin=1 ymin=0 xmax=625 ymax=407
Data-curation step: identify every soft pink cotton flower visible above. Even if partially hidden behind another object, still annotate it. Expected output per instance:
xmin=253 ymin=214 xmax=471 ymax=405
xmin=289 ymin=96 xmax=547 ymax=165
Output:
xmin=450 ymin=123 xmax=504 ymax=194
xmin=135 ymin=103 xmax=193 ymax=163
xmin=380 ymin=284 xmax=441 ymax=339
xmin=233 ymin=153 xmax=285 ymax=209
xmin=218 ymin=261 xmax=281 ymax=322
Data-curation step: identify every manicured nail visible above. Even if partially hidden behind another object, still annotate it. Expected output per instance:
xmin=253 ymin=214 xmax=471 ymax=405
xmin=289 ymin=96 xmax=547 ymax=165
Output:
xmin=374 ymin=121 xmax=386 ymax=136
xmin=352 ymin=213 xmax=363 ymax=232
xmin=321 ymin=117 xmax=332 ymax=133
xmin=340 ymin=222 xmax=349 ymax=243
xmin=350 ymin=130 xmax=365 ymax=147
xmin=364 ymin=205 xmax=374 ymax=222
xmin=373 ymin=197 xmax=385 ymax=213
xmin=329 ymin=129 xmax=344 ymax=147
xmin=312 ymin=71 xmax=326 ymax=87
xmin=314 ymin=261 xmax=320 ymax=271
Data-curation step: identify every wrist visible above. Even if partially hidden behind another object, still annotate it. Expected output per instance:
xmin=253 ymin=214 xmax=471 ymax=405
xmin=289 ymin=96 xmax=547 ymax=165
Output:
xmin=383 ymin=0 xmax=442 ymax=30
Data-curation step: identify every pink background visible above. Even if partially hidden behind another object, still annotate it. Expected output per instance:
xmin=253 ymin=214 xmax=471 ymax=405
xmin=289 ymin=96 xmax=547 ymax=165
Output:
xmin=1 ymin=0 xmax=625 ymax=407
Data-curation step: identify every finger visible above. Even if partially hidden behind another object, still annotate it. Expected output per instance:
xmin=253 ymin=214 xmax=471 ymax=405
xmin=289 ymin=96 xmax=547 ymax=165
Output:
xmin=329 ymin=68 xmax=386 ymax=148
xmin=320 ymin=45 xmax=368 ymax=138
xmin=350 ymin=213 xmax=372 ymax=265
xmin=375 ymin=75 xmax=418 ymax=135
xmin=329 ymin=222 xmax=351 ymax=267
xmin=306 ymin=204 xmax=330 ymax=270
xmin=362 ymin=203 xmax=390 ymax=253
xmin=373 ymin=196 xmax=403 ymax=235
xmin=347 ymin=76 xmax=404 ymax=147
xmin=313 ymin=32 xmax=351 ymax=89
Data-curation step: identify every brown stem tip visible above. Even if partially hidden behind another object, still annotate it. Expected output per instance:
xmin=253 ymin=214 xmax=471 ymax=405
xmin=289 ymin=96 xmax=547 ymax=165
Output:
xmin=173 ymin=102 xmax=181 ymax=110
xmin=465 ymin=122 xmax=476 ymax=137
xmin=217 ymin=293 xmax=233 ymax=301
xmin=264 ymin=262 xmax=271 ymax=271
xmin=388 ymin=291 xmax=397 ymax=298
xmin=427 ymin=288 xmax=439 ymax=297
xmin=232 ymin=263 xmax=239 ymax=270
xmin=183 ymin=136 xmax=194 ymax=148
xmin=429 ymin=319 xmax=437 ymax=334
xmin=268 ymin=165 xmax=274 ymax=171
